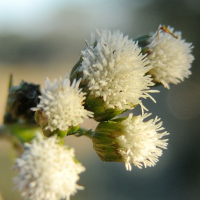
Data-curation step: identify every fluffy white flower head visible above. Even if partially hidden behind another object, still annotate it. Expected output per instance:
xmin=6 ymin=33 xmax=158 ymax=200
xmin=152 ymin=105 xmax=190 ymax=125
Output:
xmin=13 ymin=133 xmax=85 ymax=200
xmin=80 ymin=30 xmax=158 ymax=111
xmin=32 ymin=76 xmax=93 ymax=131
xmin=117 ymin=113 xmax=169 ymax=171
xmin=147 ymin=25 xmax=194 ymax=89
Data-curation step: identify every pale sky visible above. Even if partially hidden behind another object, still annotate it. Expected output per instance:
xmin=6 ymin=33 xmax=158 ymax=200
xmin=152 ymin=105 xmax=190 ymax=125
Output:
xmin=0 ymin=0 xmax=150 ymax=37
xmin=0 ymin=0 xmax=80 ymax=35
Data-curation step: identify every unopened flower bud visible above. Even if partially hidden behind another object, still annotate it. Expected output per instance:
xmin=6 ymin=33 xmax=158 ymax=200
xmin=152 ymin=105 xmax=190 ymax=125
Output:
xmin=4 ymin=81 xmax=41 ymax=124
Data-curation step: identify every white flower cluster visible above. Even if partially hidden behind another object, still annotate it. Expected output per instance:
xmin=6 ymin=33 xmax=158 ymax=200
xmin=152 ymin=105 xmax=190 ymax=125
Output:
xmin=117 ymin=113 xmax=169 ymax=170
xmin=147 ymin=26 xmax=194 ymax=89
xmin=13 ymin=133 xmax=85 ymax=200
xmin=32 ymin=76 xmax=93 ymax=131
xmin=79 ymin=30 xmax=158 ymax=110
xmin=12 ymin=25 xmax=194 ymax=199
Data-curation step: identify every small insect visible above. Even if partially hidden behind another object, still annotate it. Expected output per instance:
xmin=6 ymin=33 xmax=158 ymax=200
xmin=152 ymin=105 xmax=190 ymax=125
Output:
xmin=157 ymin=25 xmax=179 ymax=40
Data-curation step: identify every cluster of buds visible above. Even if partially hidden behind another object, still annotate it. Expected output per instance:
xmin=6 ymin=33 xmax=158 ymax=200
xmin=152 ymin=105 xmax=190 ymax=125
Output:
xmin=8 ymin=25 xmax=194 ymax=200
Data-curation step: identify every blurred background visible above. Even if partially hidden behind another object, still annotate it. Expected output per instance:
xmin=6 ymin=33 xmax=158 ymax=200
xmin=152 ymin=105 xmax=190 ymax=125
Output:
xmin=0 ymin=0 xmax=200 ymax=199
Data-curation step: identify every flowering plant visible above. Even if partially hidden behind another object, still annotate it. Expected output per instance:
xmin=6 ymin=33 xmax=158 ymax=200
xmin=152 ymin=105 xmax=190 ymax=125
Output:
xmin=0 ymin=25 xmax=194 ymax=200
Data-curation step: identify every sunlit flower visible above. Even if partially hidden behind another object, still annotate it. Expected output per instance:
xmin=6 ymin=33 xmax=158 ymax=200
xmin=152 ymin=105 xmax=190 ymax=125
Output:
xmin=117 ymin=113 xmax=169 ymax=170
xmin=79 ymin=29 xmax=158 ymax=111
xmin=13 ymin=133 xmax=85 ymax=200
xmin=32 ymin=76 xmax=93 ymax=132
xmin=147 ymin=25 xmax=194 ymax=89
xmin=91 ymin=113 xmax=168 ymax=171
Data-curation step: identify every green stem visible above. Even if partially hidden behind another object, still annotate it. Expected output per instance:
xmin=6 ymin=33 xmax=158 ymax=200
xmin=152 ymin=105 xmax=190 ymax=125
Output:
xmin=0 ymin=123 xmax=40 ymax=143
xmin=74 ymin=127 xmax=94 ymax=138
xmin=0 ymin=123 xmax=42 ymax=155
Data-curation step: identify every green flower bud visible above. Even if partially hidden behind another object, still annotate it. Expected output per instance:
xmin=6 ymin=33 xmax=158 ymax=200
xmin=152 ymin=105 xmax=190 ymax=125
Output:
xmin=90 ymin=118 xmax=126 ymax=163
xmin=84 ymin=92 xmax=127 ymax=122
xmin=4 ymin=80 xmax=41 ymax=124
